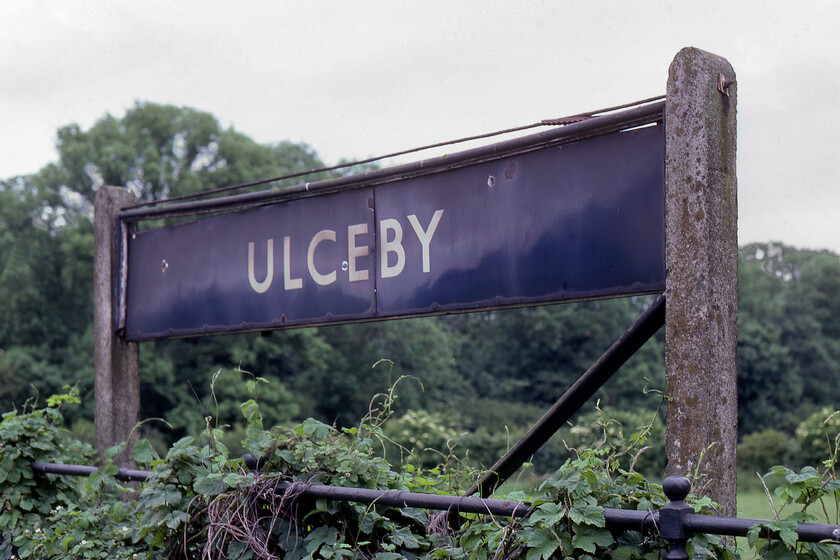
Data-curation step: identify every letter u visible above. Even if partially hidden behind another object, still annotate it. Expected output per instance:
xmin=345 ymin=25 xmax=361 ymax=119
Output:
xmin=248 ymin=239 xmax=274 ymax=293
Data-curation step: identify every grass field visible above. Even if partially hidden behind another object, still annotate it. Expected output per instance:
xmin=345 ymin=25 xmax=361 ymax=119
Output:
xmin=737 ymin=488 xmax=777 ymax=520
xmin=737 ymin=474 xmax=782 ymax=521
xmin=737 ymin=474 xmax=840 ymax=524
xmin=736 ymin=476 xmax=840 ymax=557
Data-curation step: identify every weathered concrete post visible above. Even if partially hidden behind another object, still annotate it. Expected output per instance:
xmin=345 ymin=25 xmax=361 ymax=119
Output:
xmin=665 ymin=47 xmax=738 ymax=515
xmin=94 ymin=186 xmax=139 ymax=466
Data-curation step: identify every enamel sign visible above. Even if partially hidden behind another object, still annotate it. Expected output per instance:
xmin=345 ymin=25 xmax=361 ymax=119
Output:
xmin=125 ymin=123 xmax=665 ymax=340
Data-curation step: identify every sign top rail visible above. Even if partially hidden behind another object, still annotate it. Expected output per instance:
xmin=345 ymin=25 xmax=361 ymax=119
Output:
xmin=118 ymin=100 xmax=664 ymax=224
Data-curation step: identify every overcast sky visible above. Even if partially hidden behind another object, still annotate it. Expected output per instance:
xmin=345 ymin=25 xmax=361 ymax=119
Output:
xmin=2 ymin=1 xmax=838 ymax=253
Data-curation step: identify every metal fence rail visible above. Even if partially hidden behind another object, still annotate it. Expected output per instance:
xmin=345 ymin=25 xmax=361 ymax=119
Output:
xmin=27 ymin=462 xmax=840 ymax=560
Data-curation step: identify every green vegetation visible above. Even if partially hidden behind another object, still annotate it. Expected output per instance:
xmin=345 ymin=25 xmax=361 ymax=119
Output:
xmin=1 ymin=103 xmax=839 ymax=533
xmin=4 ymin=388 xmax=840 ymax=559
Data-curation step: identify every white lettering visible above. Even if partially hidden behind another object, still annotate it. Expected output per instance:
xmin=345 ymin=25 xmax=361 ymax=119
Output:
xmin=347 ymin=223 xmax=369 ymax=282
xmin=308 ymin=229 xmax=337 ymax=286
xmin=407 ymin=209 xmax=444 ymax=273
xmin=380 ymin=219 xmax=405 ymax=279
xmin=283 ymin=236 xmax=302 ymax=290
xmin=248 ymin=210 xmax=445 ymax=291
xmin=248 ymin=239 xmax=274 ymax=294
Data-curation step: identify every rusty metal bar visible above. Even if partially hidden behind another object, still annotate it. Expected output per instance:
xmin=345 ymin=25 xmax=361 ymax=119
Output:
xmin=685 ymin=514 xmax=840 ymax=541
xmin=30 ymin=461 xmax=149 ymax=482
xmin=27 ymin=463 xmax=840 ymax=549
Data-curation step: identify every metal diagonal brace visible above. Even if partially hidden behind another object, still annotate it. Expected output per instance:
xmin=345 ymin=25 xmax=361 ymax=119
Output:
xmin=465 ymin=294 xmax=666 ymax=499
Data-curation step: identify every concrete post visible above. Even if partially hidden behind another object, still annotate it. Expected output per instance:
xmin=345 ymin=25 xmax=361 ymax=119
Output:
xmin=94 ymin=186 xmax=139 ymax=466
xmin=664 ymin=47 xmax=738 ymax=515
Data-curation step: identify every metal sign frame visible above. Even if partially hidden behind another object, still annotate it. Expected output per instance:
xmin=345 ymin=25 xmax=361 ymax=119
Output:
xmin=117 ymin=101 xmax=666 ymax=341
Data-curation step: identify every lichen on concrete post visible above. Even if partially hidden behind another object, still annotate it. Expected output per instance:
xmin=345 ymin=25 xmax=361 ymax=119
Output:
xmin=665 ymin=47 xmax=738 ymax=515
xmin=94 ymin=186 xmax=139 ymax=467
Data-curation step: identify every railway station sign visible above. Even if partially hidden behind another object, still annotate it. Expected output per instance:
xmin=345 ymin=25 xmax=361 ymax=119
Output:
xmin=124 ymin=116 xmax=665 ymax=340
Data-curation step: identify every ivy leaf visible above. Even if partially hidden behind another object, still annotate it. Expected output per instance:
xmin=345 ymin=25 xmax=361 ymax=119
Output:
xmin=163 ymin=483 xmax=182 ymax=504
xmin=572 ymin=524 xmax=613 ymax=553
xmin=227 ymin=540 xmax=248 ymax=558
xmin=299 ymin=418 xmax=332 ymax=439
xmin=689 ymin=495 xmax=716 ymax=513
xmin=305 ymin=526 xmax=338 ymax=555
xmin=569 ymin=503 xmax=605 ymax=527
xmin=765 ymin=519 xmax=799 ymax=548
xmin=390 ymin=526 xmax=421 ymax=549
xmin=760 ymin=541 xmax=797 ymax=560
xmin=165 ymin=510 xmax=188 ymax=529
xmin=242 ymin=423 xmax=272 ymax=456
xmin=802 ymin=542 xmax=837 ymax=560
xmin=543 ymin=468 xmax=581 ymax=494
xmin=193 ymin=474 xmax=228 ymax=496
xmin=612 ymin=545 xmax=642 ymax=560
xmin=240 ymin=399 xmax=262 ymax=424
xmin=775 ymin=484 xmax=803 ymax=502
xmin=29 ymin=438 xmax=55 ymax=451
xmin=525 ymin=528 xmax=560 ymax=560
xmin=132 ymin=439 xmax=155 ymax=464
xmin=360 ymin=511 xmax=386 ymax=534
xmin=87 ymin=471 xmax=103 ymax=492
xmin=786 ymin=466 xmax=819 ymax=484
xmin=400 ymin=507 xmax=428 ymax=525
xmin=276 ymin=519 xmax=304 ymax=553
xmin=223 ymin=472 xmax=255 ymax=488
xmin=106 ymin=441 xmax=127 ymax=459
xmin=142 ymin=490 xmax=168 ymax=509
xmin=823 ymin=478 xmax=840 ymax=492
xmin=531 ymin=502 xmax=566 ymax=527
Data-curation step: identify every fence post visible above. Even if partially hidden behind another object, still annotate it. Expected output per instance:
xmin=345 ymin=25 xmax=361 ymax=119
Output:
xmin=660 ymin=476 xmax=694 ymax=560
xmin=664 ymin=47 xmax=738 ymax=515
xmin=94 ymin=186 xmax=139 ymax=466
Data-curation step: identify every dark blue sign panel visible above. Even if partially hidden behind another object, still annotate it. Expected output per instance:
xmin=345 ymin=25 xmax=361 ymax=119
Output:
xmin=126 ymin=124 xmax=664 ymax=340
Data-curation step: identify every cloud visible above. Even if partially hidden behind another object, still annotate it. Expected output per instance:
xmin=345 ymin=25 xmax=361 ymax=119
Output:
xmin=1 ymin=1 xmax=838 ymax=251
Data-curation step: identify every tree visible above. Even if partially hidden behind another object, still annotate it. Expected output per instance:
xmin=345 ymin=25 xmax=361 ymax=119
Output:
xmin=737 ymin=321 xmax=801 ymax=434
xmin=310 ymin=318 xmax=464 ymax=424
xmin=736 ymin=247 xmax=803 ymax=435
xmin=31 ymin=102 xmax=328 ymax=214
xmin=452 ymin=297 xmax=663 ymax=410
xmin=2 ymin=102 xmax=446 ymax=443
xmin=0 ymin=103 xmax=334 ymax=438
xmin=782 ymin=250 xmax=840 ymax=408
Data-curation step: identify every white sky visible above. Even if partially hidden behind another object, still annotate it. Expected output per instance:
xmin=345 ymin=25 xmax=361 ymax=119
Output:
xmin=1 ymin=1 xmax=838 ymax=253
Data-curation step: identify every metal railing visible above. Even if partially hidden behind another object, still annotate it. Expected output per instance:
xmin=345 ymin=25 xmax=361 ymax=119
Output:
xmin=27 ymin=461 xmax=840 ymax=560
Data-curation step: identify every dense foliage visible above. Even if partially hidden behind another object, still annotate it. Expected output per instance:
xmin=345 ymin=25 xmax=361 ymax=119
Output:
xmin=1 ymin=102 xmax=839 ymax=479
xmin=4 ymin=387 xmax=840 ymax=559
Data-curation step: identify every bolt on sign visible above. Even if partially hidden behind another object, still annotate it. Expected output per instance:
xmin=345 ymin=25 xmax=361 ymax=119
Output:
xmin=121 ymin=104 xmax=665 ymax=340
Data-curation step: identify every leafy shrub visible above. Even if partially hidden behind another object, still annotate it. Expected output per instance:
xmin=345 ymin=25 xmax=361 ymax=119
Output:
xmin=738 ymin=429 xmax=800 ymax=475
xmin=557 ymin=404 xmax=666 ymax=478
xmin=383 ymin=409 xmax=462 ymax=469
xmin=1 ymin=383 xmax=838 ymax=559
xmin=795 ymin=407 xmax=840 ymax=468
xmin=747 ymin=463 xmax=840 ymax=559
xmin=0 ymin=390 xmax=123 ymax=559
